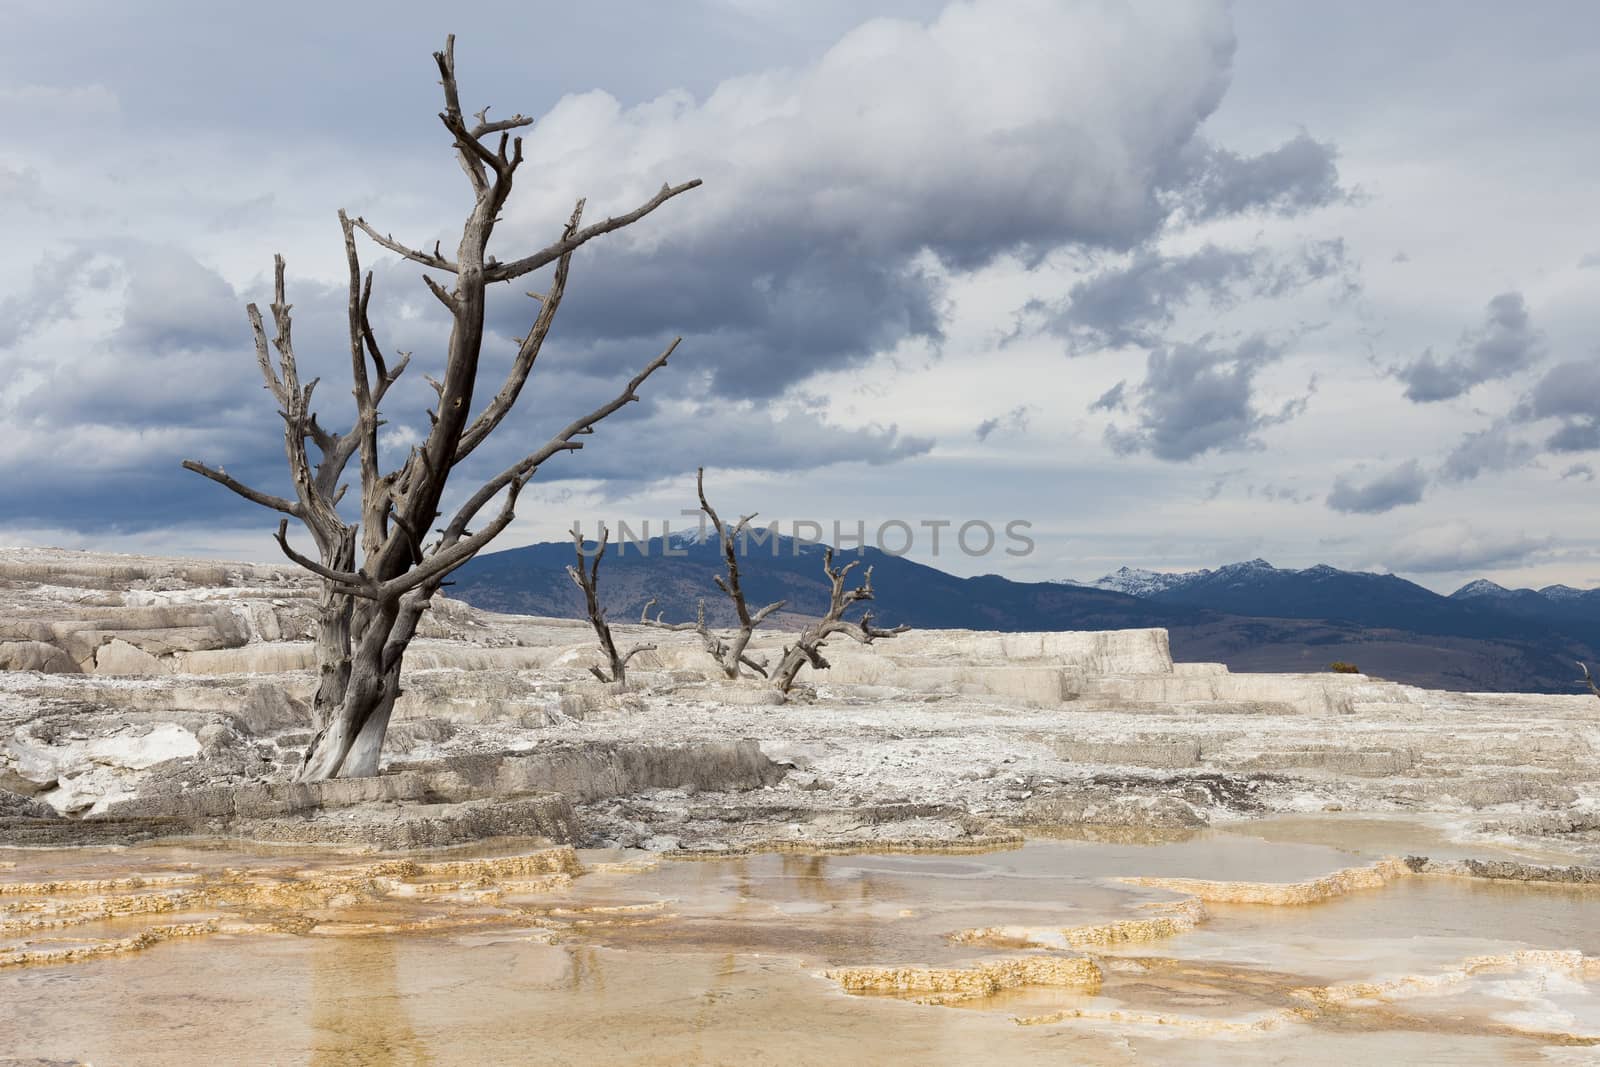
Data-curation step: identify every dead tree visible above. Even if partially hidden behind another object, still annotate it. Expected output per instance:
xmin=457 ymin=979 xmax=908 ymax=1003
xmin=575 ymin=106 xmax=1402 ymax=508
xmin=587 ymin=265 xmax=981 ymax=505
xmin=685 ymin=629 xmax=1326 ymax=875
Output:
xmin=1580 ymin=662 xmax=1600 ymax=701
xmin=641 ymin=468 xmax=784 ymax=678
xmin=771 ymin=547 xmax=909 ymax=693
xmin=567 ymin=523 xmax=654 ymax=687
xmin=182 ymin=36 xmax=699 ymax=779
xmin=639 ymin=597 xmax=765 ymax=678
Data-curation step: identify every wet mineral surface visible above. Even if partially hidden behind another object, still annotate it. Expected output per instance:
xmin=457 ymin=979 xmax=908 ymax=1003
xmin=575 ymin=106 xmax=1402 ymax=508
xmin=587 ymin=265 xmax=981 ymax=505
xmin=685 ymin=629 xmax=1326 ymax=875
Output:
xmin=5 ymin=817 xmax=1600 ymax=1064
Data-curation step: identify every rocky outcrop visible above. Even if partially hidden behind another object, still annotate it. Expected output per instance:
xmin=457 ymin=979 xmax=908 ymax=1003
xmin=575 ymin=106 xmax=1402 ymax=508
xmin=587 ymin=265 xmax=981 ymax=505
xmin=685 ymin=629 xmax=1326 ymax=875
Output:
xmin=0 ymin=641 xmax=79 ymax=674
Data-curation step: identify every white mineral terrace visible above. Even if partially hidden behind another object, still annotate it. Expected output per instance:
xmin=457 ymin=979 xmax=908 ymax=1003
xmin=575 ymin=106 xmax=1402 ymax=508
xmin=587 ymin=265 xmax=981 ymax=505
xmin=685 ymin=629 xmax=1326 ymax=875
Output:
xmin=2 ymin=547 xmax=1599 ymax=1062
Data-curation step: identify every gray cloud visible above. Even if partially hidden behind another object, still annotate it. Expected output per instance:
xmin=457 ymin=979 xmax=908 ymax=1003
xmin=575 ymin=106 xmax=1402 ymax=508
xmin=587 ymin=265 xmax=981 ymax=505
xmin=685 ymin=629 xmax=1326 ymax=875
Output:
xmin=0 ymin=0 xmax=1356 ymax=543
xmin=1170 ymin=133 xmax=1345 ymax=222
xmin=1039 ymin=239 xmax=1349 ymax=353
xmin=1104 ymin=335 xmax=1307 ymax=461
xmin=1393 ymin=291 xmax=1545 ymax=403
xmin=1562 ymin=463 xmax=1595 ymax=482
xmin=511 ymin=400 xmax=936 ymax=488
xmin=478 ymin=0 xmax=1343 ymax=400
xmin=1090 ymin=380 xmax=1128 ymax=413
xmin=1508 ymin=358 xmax=1600 ymax=456
xmin=974 ymin=405 xmax=1030 ymax=441
xmin=0 ymin=254 xmax=95 ymax=349
xmin=1251 ymin=482 xmax=1311 ymax=504
xmin=1380 ymin=521 xmax=1548 ymax=574
xmin=1326 ymin=459 xmax=1427 ymax=514
xmin=1517 ymin=359 xmax=1600 ymax=421
xmin=1547 ymin=419 xmax=1600 ymax=453
xmin=1438 ymin=422 xmax=1536 ymax=483
xmin=493 ymin=238 xmax=945 ymax=399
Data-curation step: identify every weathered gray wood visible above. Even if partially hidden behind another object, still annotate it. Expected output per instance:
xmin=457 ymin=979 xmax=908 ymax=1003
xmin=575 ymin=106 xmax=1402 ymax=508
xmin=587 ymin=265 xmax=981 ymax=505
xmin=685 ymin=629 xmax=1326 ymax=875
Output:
xmin=182 ymin=34 xmax=699 ymax=779
xmin=640 ymin=470 xmax=785 ymax=679
xmin=567 ymin=523 xmax=654 ymax=688
xmin=771 ymin=548 xmax=910 ymax=693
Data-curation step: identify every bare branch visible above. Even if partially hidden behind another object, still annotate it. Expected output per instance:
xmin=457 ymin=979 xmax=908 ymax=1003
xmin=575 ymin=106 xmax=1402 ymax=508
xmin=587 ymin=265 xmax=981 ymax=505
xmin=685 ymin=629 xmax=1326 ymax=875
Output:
xmin=246 ymin=303 xmax=284 ymax=403
xmin=682 ymin=470 xmax=788 ymax=678
xmin=441 ymin=338 xmax=680 ymax=541
xmin=273 ymin=520 xmax=378 ymax=598
xmin=433 ymin=34 xmax=489 ymax=195
xmin=486 ymin=181 xmax=703 ymax=284
xmin=421 ymin=274 xmax=457 ymax=311
xmin=349 ymin=216 xmax=460 ymax=273
xmin=181 ymin=461 xmax=299 ymax=516
xmin=470 ymin=109 xmax=534 ymax=139
xmin=454 ymin=199 xmax=585 ymax=465
xmin=566 ymin=521 xmax=653 ymax=686
xmin=640 ymin=597 xmax=702 ymax=631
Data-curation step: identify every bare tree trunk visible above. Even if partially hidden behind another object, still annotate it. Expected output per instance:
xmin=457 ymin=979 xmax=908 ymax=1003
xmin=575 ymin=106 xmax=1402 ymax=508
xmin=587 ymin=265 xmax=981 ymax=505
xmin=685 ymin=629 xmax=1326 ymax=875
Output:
xmin=184 ymin=35 xmax=700 ymax=779
xmin=772 ymin=547 xmax=908 ymax=693
xmin=567 ymin=523 xmax=653 ymax=687
xmin=308 ymin=535 xmax=356 ymax=734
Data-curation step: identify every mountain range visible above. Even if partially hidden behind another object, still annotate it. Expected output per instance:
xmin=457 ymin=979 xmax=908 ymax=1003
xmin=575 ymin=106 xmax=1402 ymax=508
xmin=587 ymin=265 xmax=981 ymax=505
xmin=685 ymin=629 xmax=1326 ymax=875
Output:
xmin=451 ymin=540 xmax=1600 ymax=695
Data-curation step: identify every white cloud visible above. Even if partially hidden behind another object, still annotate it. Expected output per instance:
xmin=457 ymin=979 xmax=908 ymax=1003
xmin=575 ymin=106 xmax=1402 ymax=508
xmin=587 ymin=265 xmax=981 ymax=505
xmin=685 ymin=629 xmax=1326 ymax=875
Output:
xmin=1379 ymin=521 xmax=1549 ymax=574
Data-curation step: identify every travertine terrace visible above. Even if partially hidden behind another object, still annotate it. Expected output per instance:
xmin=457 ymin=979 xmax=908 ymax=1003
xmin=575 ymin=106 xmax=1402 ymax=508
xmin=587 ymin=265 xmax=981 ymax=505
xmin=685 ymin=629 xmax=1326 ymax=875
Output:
xmin=6 ymin=551 xmax=1600 ymax=1062
xmin=3 ymin=546 xmax=1597 ymax=857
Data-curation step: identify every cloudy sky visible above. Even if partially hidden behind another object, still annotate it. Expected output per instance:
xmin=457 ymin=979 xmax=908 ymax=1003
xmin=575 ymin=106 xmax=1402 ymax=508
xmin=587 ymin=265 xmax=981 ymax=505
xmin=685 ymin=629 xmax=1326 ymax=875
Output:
xmin=2 ymin=0 xmax=1596 ymax=592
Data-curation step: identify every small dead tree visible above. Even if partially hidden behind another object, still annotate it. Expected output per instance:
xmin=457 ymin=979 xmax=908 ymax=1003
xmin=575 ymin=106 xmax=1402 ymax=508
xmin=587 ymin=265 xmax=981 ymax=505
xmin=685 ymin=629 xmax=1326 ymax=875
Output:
xmin=640 ymin=597 xmax=763 ymax=678
xmin=567 ymin=523 xmax=654 ymax=687
xmin=771 ymin=547 xmax=909 ymax=693
xmin=1579 ymin=662 xmax=1600 ymax=701
xmin=182 ymin=36 xmax=699 ymax=779
xmin=641 ymin=468 xmax=784 ymax=678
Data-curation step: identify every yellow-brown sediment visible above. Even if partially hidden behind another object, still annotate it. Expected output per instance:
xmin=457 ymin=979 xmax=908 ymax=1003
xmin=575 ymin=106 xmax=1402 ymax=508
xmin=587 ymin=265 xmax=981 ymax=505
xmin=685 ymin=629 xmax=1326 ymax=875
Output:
xmin=1014 ymin=1005 xmax=1291 ymax=1033
xmin=953 ymin=897 xmax=1208 ymax=949
xmin=1292 ymin=949 xmax=1600 ymax=1010
xmin=1119 ymin=858 xmax=1412 ymax=904
xmin=0 ymin=873 xmax=202 ymax=897
xmin=824 ymin=955 xmax=1103 ymax=1004
xmin=0 ymin=846 xmax=594 ymax=969
xmin=671 ymin=834 xmax=1024 ymax=860
xmin=0 ymin=920 xmax=221 ymax=968
xmin=1011 ymin=950 xmax=1600 ymax=1040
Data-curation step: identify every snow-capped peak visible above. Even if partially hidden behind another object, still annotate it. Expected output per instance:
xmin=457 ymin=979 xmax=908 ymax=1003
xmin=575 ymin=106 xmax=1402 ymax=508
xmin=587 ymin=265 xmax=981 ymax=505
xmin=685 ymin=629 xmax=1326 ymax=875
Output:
xmin=1452 ymin=578 xmax=1512 ymax=599
xmin=1074 ymin=565 xmax=1209 ymax=598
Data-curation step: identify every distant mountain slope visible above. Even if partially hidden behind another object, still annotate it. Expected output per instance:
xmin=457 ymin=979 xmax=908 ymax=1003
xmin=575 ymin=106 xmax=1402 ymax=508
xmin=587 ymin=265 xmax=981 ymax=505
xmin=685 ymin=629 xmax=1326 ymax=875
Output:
xmin=1072 ymin=559 xmax=1599 ymax=645
xmin=454 ymin=535 xmax=1199 ymax=633
xmin=452 ymin=540 xmax=1600 ymax=693
xmin=1451 ymin=578 xmax=1600 ymax=629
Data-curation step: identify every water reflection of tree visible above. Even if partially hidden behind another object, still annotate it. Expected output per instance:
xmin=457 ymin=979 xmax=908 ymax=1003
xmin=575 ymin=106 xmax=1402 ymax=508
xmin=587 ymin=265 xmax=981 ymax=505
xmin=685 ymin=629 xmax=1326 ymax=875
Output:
xmin=310 ymin=935 xmax=433 ymax=1066
xmin=776 ymin=854 xmax=906 ymax=907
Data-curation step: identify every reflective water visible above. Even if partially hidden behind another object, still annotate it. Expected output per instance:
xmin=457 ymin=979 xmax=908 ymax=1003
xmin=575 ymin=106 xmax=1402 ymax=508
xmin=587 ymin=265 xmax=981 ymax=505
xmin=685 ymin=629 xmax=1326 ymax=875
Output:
xmin=2 ymin=816 xmax=1597 ymax=1065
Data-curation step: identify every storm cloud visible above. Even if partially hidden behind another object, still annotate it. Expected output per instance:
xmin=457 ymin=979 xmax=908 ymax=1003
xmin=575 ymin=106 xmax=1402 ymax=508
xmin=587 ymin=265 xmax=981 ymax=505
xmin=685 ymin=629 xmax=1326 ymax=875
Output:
xmin=1103 ymin=335 xmax=1306 ymax=461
